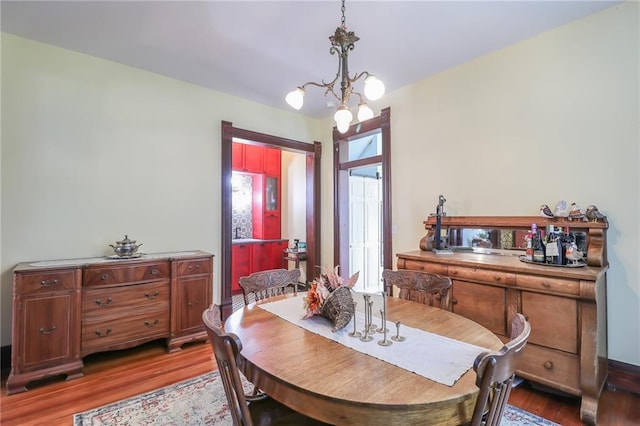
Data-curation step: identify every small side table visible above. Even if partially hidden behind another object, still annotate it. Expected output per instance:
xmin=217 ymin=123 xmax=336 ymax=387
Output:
xmin=283 ymin=248 xmax=307 ymax=269
xmin=283 ymin=249 xmax=307 ymax=289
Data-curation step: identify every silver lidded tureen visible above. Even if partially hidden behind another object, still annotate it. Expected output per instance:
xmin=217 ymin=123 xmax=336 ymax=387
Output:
xmin=109 ymin=235 xmax=142 ymax=257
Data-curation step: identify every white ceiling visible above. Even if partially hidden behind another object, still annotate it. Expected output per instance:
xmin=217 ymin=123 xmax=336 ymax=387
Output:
xmin=1 ymin=0 xmax=621 ymax=119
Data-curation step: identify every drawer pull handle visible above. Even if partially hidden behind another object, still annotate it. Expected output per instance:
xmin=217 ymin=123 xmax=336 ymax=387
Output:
xmin=151 ymin=269 xmax=159 ymax=275
xmin=494 ymin=276 xmax=501 ymax=281
xmin=144 ymin=319 xmax=160 ymax=328
xmin=95 ymin=297 xmax=113 ymax=307
xmin=39 ymin=326 xmax=57 ymax=335
xmin=542 ymin=282 xmax=551 ymax=288
xmin=96 ymin=328 xmax=112 ymax=337
xmin=145 ymin=291 xmax=160 ymax=299
xmin=451 ymin=298 xmax=458 ymax=305
xmin=40 ymin=279 xmax=59 ymax=287
xmin=544 ymin=361 xmax=554 ymax=370
xmin=100 ymin=274 xmax=108 ymax=280
xmin=187 ymin=300 xmax=200 ymax=307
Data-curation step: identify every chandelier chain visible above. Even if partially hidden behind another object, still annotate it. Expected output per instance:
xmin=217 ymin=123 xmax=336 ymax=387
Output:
xmin=341 ymin=0 xmax=346 ymax=29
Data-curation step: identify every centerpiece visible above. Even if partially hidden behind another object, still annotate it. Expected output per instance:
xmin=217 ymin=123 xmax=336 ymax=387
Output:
xmin=303 ymin=266 xmax=359 ymax=332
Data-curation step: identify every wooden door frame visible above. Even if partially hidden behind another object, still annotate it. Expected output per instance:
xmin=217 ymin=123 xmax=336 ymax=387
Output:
xmin=333 ymin=107 xmax=392 ymax=282
xmin=221 ymin=121 xmax=321 ymax=319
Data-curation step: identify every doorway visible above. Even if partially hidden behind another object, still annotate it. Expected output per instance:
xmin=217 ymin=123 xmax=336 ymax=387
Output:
xmin=333 ymin=107 xmax=391 ymax=293
xmin=221 ymin=121 xmax=321 ymax=319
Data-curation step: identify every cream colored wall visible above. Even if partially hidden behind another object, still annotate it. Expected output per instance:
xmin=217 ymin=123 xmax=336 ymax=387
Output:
xmin=0 ymin=34 xmax=323 ymax=346
xmin=376 ymin=3 xmax=637 ymax=365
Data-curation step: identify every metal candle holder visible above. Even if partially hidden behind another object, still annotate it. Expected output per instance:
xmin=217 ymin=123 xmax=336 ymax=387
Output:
xmin=391 ymin=320 xmax=406 ymax=342
xmin=348 ymin=300 xmax=361 ymax=337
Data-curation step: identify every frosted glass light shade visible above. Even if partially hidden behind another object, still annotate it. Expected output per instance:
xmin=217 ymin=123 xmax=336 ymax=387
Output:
xmin=357 ymin=103 xmax=374 ymax=122
xmin=364 ymin=76 xmax=385 ymax=101
xmin=285 ymin=88 xmax=305 ymax=110
xmin=334 ymin=105 xmax=353 ymax=133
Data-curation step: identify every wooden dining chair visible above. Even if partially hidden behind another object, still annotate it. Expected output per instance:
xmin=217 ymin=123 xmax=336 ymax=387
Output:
xmin=202 ymin=304 xmax=330 ymax=426
xmin=469 ymin=313 xmax=531 ymax=426
xmin=239 ymin=268 xmax=300 ymax=305
xmin=382 ymin=269 xmax=452 ymax=310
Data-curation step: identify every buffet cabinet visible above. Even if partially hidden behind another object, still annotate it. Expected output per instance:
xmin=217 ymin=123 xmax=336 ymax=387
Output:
xmin=396 ymin=216 xmax=608 ymax=425
xmin=7 ymin=251 xmax=213 ymax=395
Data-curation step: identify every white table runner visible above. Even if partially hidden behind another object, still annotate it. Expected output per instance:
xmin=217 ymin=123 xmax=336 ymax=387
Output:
xmin=258 ymin=296 xmax=489 ymax=386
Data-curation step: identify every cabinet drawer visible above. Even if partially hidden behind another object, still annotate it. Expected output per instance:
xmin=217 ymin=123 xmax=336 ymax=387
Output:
xmin=83 ymin=262 xmax=170 ymax=287
xmin=81 ymin=310 xmax=169 ymax=354
xmin=177 ymin=258 xmax=212 ymax=277
xmin=519 ymin=344 xmax=580 ymax=395
xmin=448 ymin=266 xmax=514 ymax=286
xmin=83 ymin=281 xmax=169 ymax=318
xmin=16 ymin=270 xmax=78 ymax=295
xmin=515 ymin=274 xmax=579 ymax=295
xmin=401 ymin=260 xmax=448 ymax=276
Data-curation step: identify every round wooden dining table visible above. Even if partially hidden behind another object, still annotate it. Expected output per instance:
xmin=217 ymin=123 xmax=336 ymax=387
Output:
xmin=224 ymin=294 xmax=503 ymax=426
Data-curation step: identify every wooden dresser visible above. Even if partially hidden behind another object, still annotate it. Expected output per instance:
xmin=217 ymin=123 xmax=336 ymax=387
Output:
xmin=396 ymin=216 xmax=608 ymax=425
xmin=7 ymin=251 xmax=213 ymax=395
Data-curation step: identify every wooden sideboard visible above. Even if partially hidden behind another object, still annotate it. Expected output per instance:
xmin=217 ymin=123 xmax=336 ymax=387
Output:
xmin=396 ymin=216 xmax=608 ymax=425
xmin=7 ymin=251 xmax=213 ymax=395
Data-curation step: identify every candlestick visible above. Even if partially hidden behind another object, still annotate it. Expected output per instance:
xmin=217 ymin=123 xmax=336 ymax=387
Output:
xmin=391 ymin=320 xmax=405 ymax=342
xmin=349 ymin=301 xmax=361 ymax=337
xmin=367 ymin=300 xmax=376 ymax=332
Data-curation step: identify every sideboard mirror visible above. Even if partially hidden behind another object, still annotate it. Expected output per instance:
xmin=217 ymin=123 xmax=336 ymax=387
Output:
xmin=419 ymin=216 xmax=608 ymax=267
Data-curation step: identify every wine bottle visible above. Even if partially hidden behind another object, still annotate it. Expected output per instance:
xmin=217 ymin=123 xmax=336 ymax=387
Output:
xmin=525 ymin=230 xmax=533 ymax=261
xmin=532 ymin=224 xmax=545 ymax=263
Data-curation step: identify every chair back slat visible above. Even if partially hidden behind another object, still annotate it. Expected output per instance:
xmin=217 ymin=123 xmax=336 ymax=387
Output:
xmin=382 ymin=269 xmax=452 ymax=310
xmin=470 ymin=313 xmax=531 ymax=426
xmin=239 ymin=269 xmax=300 ymax=305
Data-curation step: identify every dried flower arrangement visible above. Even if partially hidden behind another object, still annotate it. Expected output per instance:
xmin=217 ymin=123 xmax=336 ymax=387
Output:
xmin=303 ymin=266 xmax=359 ymax=331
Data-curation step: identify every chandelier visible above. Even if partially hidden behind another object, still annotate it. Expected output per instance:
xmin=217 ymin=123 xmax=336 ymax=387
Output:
xmin=285 ymin=0 xmax=385 ymax=133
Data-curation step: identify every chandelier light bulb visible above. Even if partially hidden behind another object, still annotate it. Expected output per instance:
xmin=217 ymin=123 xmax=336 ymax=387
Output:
xmin=357 ymin=103 xmax=374 ymax=122
xmin=285 ymin=88 xmax=305 ymax=110
xmin=334 ymin=105 xmax=353 ymax=133
xmin=364 ymin=76 xmax=385 ymax=101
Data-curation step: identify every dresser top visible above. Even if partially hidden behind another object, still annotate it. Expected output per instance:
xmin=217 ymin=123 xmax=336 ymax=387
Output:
xmin=14 ymin=250 xmax=213 ymax=272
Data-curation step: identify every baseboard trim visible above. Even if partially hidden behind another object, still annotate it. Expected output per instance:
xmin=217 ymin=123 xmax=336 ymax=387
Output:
xmin=608 ymin=359 xmax=640 ymax=395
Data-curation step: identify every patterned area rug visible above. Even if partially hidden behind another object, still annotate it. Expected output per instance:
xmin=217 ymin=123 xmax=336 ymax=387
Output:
xmin=73 ymin=372 xmax=560 ymax=425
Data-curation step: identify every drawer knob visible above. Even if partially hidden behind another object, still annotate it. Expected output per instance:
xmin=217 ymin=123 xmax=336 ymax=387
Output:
xmin=39 ymin=325 xmax=57 ymax=335
xmin=40 ymin=279 xmax=59 ymax=287
xmin=145 ymin=291 xmax=160 ymax=299
xmin=151 ymin=269 xmax=158 ymax=275
xmin=100 ymin=274 xmax=108 ymax=280
xmin=95 ymin=328 xmax=112 ymax=337
xmin=95 ymin=297 xmax=113 ymax=307
xmin=544 ymin=361 xmax=554 ymax=370
xmin=451 ymin=298 xmax=458 ymax=305
xmin=494 ymin=276 xmax=501 ymax=282
xmin=144 ymin=319 xmax=160 ymax=328
xmin=542 ymin=282 xmax=551 ymax=288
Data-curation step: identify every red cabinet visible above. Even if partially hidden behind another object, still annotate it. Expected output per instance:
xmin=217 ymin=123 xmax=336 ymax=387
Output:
xmin=232 ymin=142 xmax=265 ymax=173
xmin=270 ymin=240 xmax=289 ymax=269
xmin=264 ymin=147 xmax=281 ymax=175
xmin=251 ymin=242 xmax=271 ymax=272
xmin=231 ymin=244 xmax=251 ymax=294
xmin=232 ymin=240 xmax=290 ymax=293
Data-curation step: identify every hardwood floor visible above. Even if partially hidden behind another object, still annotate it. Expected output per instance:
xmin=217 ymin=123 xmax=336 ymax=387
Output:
xmin=1 ymin=339 xmax=638 ymax=425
